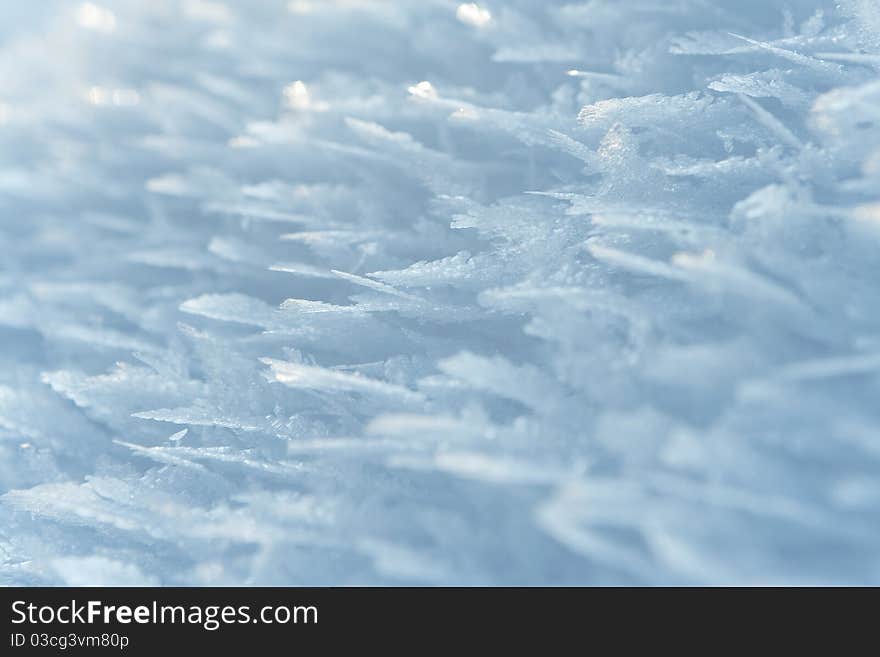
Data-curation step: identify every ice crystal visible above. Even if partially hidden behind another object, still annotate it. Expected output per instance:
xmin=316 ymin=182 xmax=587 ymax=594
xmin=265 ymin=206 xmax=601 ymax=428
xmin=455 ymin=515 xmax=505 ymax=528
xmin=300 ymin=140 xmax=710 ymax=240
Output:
xmin=1 ymin=0 xmax=879 ymax=585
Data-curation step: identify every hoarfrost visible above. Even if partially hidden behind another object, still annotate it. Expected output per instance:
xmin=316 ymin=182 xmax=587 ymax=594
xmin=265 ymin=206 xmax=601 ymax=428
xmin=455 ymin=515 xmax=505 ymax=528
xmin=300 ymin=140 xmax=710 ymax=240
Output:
xmin=1 ymin=0 xmax=879 ymax=585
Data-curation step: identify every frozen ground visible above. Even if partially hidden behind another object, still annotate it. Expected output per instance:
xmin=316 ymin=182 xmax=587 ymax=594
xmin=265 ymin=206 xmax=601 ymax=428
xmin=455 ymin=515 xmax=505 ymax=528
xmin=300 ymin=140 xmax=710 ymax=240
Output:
xmin=1 ymin=1 xmax=879 ymax=585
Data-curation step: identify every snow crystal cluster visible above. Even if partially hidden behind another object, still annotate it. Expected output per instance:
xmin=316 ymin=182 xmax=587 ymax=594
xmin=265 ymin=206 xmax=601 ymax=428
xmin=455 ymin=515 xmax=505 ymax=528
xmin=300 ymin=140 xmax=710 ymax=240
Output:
xmin=1 ymin=0 xmax=879 ymax=585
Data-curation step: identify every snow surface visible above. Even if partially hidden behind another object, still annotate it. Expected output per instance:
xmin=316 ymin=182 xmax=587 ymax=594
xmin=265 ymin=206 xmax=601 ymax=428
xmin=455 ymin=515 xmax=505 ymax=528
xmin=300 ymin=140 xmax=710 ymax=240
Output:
xmin=1 ymin=0 xmax=879 ymax=585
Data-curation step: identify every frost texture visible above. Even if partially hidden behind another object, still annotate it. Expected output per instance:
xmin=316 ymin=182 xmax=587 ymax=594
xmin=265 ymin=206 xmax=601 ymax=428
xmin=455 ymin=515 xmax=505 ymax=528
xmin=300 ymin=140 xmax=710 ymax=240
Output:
xmin=1 ymin=1 xmax=880 ymax=585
